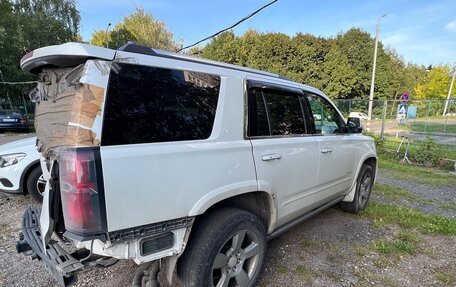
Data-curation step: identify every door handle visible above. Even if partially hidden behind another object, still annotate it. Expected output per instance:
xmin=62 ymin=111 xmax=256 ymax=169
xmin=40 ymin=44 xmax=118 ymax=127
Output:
xmin=320 ymin=148 xmax=333 ymax=154
xmin=262 ymin=153 xmax=282 ymax=161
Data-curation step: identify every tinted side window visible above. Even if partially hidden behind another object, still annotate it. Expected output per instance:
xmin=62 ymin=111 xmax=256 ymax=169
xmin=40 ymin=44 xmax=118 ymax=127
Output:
xmin=248 ymin=89 xmax=270 ymax=137
xmin=102 ymin=63 xmax=220 ymax=145
xmin=306 ymin=93 xmax=347 ymax=134
xmin=248 ymin=86 xmax=306 ymax=137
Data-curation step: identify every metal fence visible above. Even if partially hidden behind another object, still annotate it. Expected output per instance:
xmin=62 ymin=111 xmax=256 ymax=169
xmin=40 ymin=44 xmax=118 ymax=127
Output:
xmin=0 ymin=96 xmax=35 ymax=117
xmin=333 ymin=99 xmax=456 ymax=139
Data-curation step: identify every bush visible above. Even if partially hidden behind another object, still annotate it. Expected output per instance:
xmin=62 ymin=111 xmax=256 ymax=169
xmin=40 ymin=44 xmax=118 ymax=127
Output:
xmin=411 ymin=135 xmax=442 ymax=166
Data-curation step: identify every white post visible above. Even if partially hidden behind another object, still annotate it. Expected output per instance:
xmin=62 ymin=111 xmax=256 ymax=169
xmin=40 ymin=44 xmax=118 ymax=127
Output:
xmin=443 ymin=62 xmax=455 ymax=116
xmin=368 ymin=14 xmax=387 ymax=120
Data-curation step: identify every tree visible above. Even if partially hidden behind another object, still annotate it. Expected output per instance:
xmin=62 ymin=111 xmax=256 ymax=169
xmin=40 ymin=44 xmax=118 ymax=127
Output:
xmin=0 ymin=0 xmax=80 ymax=102
xmin=320 ymin=44 xmax=356 ymax=99
xmin=335 ymin=28 xmax=375 ymax=99
xmin=200 ymin=31 xmax=241 ymax=64
xmin=415 ymin=66 xmax=451 ymax=100
xmin=90 ymin=7 xmax=180 ymax=51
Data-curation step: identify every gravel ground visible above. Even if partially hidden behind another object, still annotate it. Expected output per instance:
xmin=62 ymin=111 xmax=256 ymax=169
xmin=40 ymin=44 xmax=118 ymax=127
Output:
xmin=0 ymin=133 xmax=455 ymax=287
xmin=375 ymin=172 xmax=456 ymax=218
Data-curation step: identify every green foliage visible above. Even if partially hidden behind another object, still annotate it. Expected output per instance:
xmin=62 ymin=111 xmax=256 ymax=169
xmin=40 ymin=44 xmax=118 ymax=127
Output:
xmin=413 ymin=135 xmax=442 ymax=165
xmin=371 ymin=231 xmax=419 ymax=255
xmin=90 ymin=7 xmax=180 ymax=51
xmin=415 ymin=66 xmax=452 ymax=100
xmin=198 ymin=28 xmax=429 ymax=103
xmin=0 ymin=0 xmax=80 ymax=101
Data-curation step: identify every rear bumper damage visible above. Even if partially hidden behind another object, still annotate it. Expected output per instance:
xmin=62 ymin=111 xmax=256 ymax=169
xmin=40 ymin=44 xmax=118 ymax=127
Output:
xmin=16 ymin=205 xmax=84 ymax=286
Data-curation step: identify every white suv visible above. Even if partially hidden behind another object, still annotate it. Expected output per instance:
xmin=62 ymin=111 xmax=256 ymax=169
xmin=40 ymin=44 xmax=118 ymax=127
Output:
xmin=16 ymin=42 xmax=376 ymax=287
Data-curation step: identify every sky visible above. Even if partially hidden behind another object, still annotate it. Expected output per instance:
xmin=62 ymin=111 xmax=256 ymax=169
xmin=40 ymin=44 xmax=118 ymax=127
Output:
xmin=77 ymin=0 xmax=456 ymax=67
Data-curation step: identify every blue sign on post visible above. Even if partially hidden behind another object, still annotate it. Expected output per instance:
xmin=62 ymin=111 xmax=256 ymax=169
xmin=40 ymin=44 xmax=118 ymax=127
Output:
xmin=397 ymin=104 xmax=407 ymax=124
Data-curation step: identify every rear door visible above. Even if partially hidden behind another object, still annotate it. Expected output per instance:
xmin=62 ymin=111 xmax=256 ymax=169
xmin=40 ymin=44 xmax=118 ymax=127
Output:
xmin=304 ymin=92 xmax=355 ymax=205
xmin=247 ymin=80 xmax=319 ymax=227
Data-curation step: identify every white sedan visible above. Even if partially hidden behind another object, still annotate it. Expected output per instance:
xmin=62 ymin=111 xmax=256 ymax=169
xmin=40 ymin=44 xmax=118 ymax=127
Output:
xmin=349 ymin=111 xmax=370 ymax=121
xmin=0 ymin=137 xmax=44 ymax=202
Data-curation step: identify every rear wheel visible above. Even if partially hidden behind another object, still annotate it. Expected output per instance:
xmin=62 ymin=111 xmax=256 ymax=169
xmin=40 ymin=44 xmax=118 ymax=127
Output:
xmin=178 ymin=208 xmax=266 ymax=287
xmin=26 ymin=166 xmax=45 ymax=203
xmin=340 ymin=164 xmax=374 ymax=214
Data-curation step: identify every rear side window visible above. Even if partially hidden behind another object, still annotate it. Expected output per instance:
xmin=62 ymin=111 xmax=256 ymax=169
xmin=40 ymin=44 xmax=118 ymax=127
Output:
xmin=102 ymin=63 xmax=221 ymax=145
xmin=248 ymin=85 xmax=307 ymax=137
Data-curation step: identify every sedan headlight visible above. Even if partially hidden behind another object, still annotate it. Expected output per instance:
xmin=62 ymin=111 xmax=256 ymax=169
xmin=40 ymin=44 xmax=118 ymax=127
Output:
xmin=0 ymin=153 xmax=26 ymax=168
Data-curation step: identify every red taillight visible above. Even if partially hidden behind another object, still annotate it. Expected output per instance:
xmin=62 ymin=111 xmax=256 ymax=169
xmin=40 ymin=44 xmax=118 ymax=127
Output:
xmin=20 ymin=117 xmax=27 ymax=123
xmin=59 ymin=148 xmax=105 ymax=234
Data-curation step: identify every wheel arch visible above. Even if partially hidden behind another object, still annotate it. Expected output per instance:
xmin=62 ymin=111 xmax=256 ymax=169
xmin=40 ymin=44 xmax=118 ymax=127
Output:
xmin=191 ymin=190 xmax=276 ymax=235
xmin=19 ymin=160 xmax=40 ymax=195
xmin=342 ymin=155 xmax=377 ymax=202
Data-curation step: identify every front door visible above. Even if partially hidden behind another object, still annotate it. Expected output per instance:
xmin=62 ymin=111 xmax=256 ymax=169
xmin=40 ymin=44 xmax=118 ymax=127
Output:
xmin=305 ymin=92 xmax=355 ymax=205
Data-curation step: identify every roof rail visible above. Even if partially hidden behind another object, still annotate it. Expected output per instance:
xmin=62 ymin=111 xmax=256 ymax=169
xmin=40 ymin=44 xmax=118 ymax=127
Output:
xmin=118 ymin=43 xmax=291 ymax=80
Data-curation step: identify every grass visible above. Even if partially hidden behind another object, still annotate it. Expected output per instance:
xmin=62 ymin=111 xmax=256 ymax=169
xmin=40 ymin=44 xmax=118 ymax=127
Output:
xmin=378 ymin=153 xmax=456 ymax=186
xmin=373 ymin=183 xmax=433 ymax=205
xmin=301 ymin=239 xmax=317 ymax=248
xmin=438 ymin=202 xmax=456 ymax=210
xmin=371 ymin=231 xmax=420 ymax=255
xmin=276 ymin=266 xmax=288 ymax=274
xmin=404 ymin=123 xmax=456 ymax=134
xmin=295 ymin=265 xmax=311 ymax=280
xmin=361 ymin=201 xmax=456 ymax=235
xmin=435 ymin=271 xmax=455 ymax=285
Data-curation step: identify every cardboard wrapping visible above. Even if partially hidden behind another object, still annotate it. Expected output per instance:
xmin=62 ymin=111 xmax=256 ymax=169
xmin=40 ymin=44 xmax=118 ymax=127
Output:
xmin=34 ymin=83 xmax=104 ymax=155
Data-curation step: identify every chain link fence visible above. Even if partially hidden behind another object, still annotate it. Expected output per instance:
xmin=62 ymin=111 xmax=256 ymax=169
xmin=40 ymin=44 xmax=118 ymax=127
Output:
xmin=333 ymin=98 xmax=456 ymax=137
xmin=0 ymin=97 xmax=35 ymax=117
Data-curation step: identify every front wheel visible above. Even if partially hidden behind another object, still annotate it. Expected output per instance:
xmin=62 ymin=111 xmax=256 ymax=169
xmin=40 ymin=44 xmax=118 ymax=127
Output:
xmin=178 ymin=208 xmax=266 ymax=287
xmin=340 ymin=164 xmax=374 ymax=214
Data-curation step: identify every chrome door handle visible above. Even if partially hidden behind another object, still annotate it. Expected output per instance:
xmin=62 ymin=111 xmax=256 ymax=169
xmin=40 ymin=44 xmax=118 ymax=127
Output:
xmin=320 ymin=148 xmax=332 ymax=154
xmin=262 ymin=153 xmax=282 ymax=161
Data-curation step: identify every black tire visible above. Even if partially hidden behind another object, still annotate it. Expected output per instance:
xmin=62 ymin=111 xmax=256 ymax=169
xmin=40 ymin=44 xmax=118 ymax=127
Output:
xmin=178 ymin=208 xmax=266 ymax=287
xmin=340 ymin=164 xmax=374 ymax=214
xmin=26 ymin=166 xmax=45 ymax=203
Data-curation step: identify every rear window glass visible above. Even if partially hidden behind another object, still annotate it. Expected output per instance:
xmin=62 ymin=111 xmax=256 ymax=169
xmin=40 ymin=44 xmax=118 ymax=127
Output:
xmin=102 ymin=63 xmax=220 ymax=145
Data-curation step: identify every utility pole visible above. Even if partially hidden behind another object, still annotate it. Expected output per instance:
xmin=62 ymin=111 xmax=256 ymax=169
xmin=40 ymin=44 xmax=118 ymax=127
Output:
xmin=368 ymin=13 xmax=387 ymax=120
xmin=443 ymin=62 xmax=455 ymax=116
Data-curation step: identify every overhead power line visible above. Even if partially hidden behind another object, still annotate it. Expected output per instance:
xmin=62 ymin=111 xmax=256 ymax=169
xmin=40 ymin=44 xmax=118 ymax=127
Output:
xmin=176 ymin=0 xmax=279 ymax=53
xmin=0 ymin=81 xmax=38 ymax=85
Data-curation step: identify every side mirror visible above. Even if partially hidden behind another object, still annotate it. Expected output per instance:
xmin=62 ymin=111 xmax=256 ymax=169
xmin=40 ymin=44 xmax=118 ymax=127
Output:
xmin=347 ymin=117 xmax=363 ymax=133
